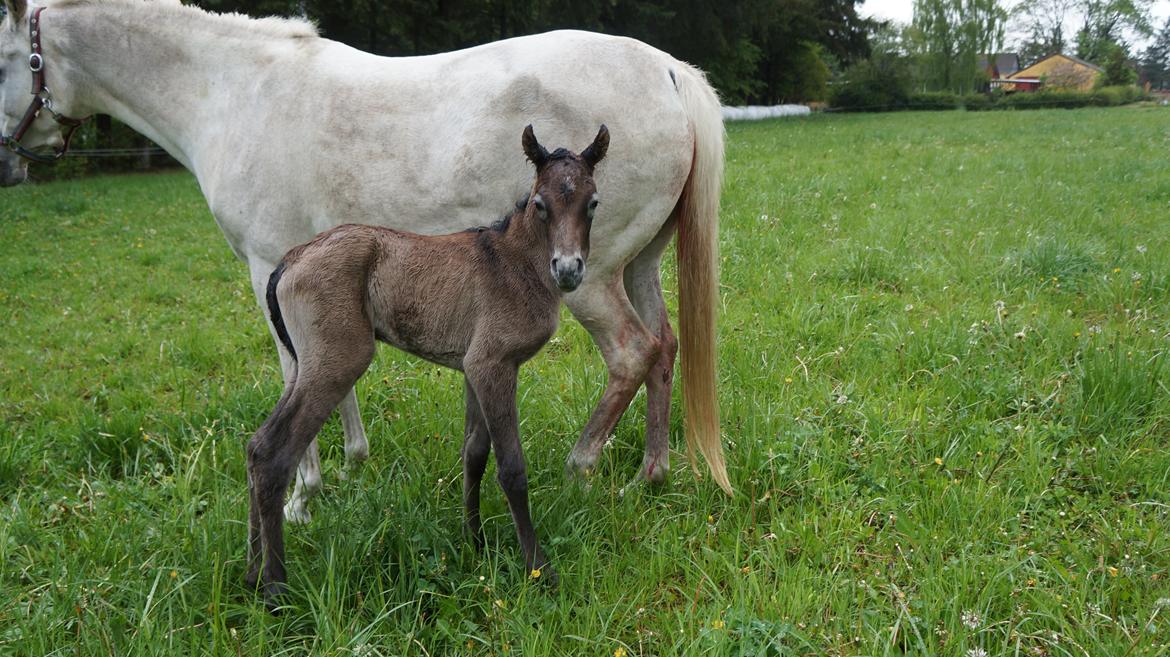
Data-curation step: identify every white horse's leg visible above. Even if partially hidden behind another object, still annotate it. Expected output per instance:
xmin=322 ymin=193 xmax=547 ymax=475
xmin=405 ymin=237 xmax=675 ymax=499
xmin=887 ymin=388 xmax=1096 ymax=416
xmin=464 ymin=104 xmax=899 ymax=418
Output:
xmin=337 ymin=388 xmax=369 ymax=480
xmin=622 ymin=219 xmax=678 ymax=485
xmin=563 ymin=278 xmax=660 ymax=477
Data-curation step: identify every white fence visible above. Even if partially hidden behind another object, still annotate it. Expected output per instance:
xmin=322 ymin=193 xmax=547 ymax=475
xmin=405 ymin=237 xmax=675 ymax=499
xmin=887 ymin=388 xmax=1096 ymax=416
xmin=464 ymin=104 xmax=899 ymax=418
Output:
xmin=721 ymin=104 xmax=811 ymax=121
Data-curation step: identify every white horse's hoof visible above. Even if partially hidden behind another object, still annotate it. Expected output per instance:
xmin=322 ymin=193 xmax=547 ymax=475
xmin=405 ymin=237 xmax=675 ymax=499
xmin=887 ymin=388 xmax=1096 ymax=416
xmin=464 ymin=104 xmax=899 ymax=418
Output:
xmin=339 ymin=458 xmax=366 ymax=481
xmin=283 ymin=501 xmax=312 ymax=525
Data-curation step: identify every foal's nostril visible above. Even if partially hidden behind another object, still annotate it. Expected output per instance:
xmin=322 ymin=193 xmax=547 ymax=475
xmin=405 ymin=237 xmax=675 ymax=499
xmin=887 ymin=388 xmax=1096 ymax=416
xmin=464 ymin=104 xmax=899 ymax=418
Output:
xmin=574 ymin=257 xmax=583 ymax=273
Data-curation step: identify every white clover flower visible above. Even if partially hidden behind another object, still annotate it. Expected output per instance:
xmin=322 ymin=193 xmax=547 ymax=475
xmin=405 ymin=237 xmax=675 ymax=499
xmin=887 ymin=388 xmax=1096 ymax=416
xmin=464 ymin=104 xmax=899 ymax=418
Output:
xmin=966 ymin=648 xmax=988 ymax=657
xmin=961 ymin=609 xmax=982 ymax=630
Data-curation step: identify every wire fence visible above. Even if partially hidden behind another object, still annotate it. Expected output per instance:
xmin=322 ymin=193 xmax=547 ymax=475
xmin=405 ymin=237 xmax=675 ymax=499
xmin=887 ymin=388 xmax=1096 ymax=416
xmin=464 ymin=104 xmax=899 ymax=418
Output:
xmin=63 ymin=147 xmax=171 ymax=158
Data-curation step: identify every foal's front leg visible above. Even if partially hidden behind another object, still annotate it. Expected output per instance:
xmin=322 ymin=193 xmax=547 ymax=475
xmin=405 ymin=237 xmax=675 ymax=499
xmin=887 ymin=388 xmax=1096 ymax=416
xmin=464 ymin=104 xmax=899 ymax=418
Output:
xmin=461 ymin=378 xmax=492 ymax=548
xmin=465 ymin=360 xmax=554 ymax=581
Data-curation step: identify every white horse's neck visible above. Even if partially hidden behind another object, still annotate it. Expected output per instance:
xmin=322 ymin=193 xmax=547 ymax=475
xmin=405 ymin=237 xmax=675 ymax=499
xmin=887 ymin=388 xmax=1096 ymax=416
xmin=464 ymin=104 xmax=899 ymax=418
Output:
xmin=39 ymin=1 xmax=319 ymax=172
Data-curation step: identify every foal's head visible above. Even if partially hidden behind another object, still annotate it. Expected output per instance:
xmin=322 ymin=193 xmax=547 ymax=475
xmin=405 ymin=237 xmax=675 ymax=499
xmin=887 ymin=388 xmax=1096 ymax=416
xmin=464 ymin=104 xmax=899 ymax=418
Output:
xmin=521 ymin=124 xmax=609 ymax=292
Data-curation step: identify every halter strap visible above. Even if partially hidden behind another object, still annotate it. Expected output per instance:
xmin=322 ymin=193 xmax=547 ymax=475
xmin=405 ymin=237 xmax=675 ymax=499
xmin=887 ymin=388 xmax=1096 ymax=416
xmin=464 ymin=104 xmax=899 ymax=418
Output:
xmin=0 ymin=7 xmax=88 ymax=164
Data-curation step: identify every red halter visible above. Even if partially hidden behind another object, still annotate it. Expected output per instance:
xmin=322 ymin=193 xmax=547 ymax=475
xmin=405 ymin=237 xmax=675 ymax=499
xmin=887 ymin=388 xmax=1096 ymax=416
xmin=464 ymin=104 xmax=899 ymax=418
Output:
xmin=0 ymin=7 xmax=88 ymax=163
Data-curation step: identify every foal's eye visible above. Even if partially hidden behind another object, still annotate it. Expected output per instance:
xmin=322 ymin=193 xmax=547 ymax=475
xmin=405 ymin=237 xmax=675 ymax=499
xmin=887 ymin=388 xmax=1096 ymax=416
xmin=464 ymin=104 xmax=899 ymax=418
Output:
xmin=587 ymin=197 xmax=599 ymax=220
xmin=532 ymin=195 xmax=548 ymax=220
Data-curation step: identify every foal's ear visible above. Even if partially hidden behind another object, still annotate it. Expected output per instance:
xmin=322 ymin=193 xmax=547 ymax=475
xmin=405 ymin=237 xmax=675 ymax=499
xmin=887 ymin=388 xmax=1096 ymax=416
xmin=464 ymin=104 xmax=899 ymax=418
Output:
xmin=522 ymin=124 xmax=549 ymax=169
xmin=581 ymin=125 xmax=609 ymax=169
xmin=4 ymin=0 xmax=28 ymax=25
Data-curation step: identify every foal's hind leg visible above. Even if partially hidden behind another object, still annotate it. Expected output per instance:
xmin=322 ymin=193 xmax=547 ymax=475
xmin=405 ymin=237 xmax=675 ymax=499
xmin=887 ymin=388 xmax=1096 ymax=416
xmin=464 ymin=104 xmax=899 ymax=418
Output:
xmin=248 ymin=260 xmax=370 ymax=525
xmin=249 ymin=376 xmax=361 ymax=606
xmin=248 ymin=326 xmax=376 ymax=607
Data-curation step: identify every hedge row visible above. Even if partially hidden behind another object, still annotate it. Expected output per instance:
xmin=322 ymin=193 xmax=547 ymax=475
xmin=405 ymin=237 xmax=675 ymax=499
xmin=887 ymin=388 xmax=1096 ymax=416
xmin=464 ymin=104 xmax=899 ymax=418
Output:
xmin=831 ymin=85 xmax=1149 ymax=112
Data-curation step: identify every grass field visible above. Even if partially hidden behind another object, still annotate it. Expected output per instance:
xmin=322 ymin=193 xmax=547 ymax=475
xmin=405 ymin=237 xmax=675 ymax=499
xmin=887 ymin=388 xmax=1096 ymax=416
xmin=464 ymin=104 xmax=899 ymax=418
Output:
xmin=2 ymin=106 xmax=1169 ymax=657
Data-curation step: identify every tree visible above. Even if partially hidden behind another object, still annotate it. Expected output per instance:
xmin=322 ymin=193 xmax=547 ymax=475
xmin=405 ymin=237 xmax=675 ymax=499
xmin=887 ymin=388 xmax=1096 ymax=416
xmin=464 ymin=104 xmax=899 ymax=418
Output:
xmin=1013 ymin=0 xmax=1076 ymax=64
xmin=1140 ymin=15 xmax=1170 ymax=89
xmin=1074 ymin=0 xmax=1153 ymax=63
xmin=1099 ymin=41 xmax=1138 ymax=85
xmin=909 ymin=0 xmax=1006 ymax=93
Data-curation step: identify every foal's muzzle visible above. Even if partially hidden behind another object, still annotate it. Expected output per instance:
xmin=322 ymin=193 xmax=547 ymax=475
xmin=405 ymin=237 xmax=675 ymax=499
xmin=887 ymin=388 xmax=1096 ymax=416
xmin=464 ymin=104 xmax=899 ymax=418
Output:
xmin=551 ymin=253 xmax=585 ymax=292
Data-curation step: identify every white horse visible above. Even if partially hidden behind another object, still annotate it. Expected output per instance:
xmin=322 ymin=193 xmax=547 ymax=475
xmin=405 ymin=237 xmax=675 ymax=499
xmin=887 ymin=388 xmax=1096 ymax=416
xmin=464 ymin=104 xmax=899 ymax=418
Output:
xmin=0 ymin=0 xmax=731 ymax=521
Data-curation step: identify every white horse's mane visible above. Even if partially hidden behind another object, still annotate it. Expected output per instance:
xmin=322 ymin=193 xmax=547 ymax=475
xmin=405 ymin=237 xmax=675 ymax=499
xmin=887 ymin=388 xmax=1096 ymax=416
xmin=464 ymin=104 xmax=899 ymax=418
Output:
xmin=43 ymin=0 xmax=319 ymax=40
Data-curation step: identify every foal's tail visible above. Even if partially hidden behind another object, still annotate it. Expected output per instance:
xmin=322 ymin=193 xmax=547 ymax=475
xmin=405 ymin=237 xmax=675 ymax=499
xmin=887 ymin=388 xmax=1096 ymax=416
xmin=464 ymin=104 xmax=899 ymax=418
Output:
xmin=267 ymin=261 xmax=297 ymax=362
xmin=672 ymin=63 xmax=732 ymax=496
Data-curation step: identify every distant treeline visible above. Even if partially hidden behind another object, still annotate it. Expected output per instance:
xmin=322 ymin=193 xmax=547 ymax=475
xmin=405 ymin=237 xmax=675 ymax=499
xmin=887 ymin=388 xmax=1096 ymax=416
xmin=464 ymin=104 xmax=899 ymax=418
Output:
xmin=199 ymin=0 xmax=871 ymax=105
xmin=46 ymin=1 xmax=872 ymax=178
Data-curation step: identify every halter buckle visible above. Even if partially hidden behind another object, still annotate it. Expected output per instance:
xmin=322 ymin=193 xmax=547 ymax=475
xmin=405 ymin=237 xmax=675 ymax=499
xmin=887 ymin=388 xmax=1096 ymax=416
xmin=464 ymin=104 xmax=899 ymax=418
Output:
xmin=28 ymin=53 xmax=43 ymax=72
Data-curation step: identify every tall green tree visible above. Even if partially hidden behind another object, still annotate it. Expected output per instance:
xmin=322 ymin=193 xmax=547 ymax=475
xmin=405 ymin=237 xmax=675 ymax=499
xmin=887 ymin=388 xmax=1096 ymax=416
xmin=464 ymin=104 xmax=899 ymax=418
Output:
xmin=1139 ymin=15 xmax=1170 ymax=89
xmin=1014 ymin=0 xmax=1076 ymax=64
xmin=1074 ymin=0 xmax=1153 ymax=63
xmin=910 ymin=0 xmax=1006 ymax=93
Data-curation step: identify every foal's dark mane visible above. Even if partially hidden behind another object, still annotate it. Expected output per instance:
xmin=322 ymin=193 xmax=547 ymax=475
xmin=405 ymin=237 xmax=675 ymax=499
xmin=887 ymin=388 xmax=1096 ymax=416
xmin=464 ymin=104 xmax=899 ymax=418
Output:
xmin=466 ymin=195 xmax=530 ymax=234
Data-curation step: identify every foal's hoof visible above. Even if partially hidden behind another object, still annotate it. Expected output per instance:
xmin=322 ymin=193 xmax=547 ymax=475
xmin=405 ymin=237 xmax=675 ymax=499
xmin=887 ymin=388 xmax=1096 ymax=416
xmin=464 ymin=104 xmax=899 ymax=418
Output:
xmin=529 ymin=564 xmax=559 ymax=588
xmin=263 ymin=581 xmax=288 ymax=614
xmin=283 ymin=499 xmax=312 ymax=525
xmin=339 ymin=454 xmax=368 ymax=481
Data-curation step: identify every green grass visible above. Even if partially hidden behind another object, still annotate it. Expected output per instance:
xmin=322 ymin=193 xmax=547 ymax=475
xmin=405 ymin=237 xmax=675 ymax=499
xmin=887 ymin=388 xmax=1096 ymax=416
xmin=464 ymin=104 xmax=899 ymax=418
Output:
xmin=3 ymin=106 xmax=1170 ymax=656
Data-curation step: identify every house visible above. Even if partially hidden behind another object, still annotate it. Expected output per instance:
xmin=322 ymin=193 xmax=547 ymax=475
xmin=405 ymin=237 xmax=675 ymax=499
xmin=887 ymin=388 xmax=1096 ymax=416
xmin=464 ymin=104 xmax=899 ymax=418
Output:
xmin=1003 ymin=54 xmax=1103 ymax=92
xmin=978 ymin=53 xmax=1021 ymax=80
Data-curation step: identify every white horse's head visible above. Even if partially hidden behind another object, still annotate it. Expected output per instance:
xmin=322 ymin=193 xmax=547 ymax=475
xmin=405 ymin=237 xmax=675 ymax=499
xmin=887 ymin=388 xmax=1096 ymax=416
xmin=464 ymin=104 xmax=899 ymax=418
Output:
xmin=1 ymin=0 xmax=66 ymax=186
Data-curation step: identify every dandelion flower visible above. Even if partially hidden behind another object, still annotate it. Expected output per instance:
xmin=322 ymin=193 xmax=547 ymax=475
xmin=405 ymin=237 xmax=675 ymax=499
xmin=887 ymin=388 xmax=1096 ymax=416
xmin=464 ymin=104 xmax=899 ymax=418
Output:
xmin=530 ymin=568 xmax=541 ymax=579
xmin=712 ymin=619 xmax=725 ymax=630
xmin=615 ymin=648 xmax=627 ymax=657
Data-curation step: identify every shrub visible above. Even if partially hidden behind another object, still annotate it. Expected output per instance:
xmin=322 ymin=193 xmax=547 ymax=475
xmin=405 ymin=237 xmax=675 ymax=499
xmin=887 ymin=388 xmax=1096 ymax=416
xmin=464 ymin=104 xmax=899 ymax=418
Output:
xmin=830 ymin=57 xmax=913 ymax=111
xmin=908 ymin=91 xmax=962 ymax=110
xmin=960 ymin=93 xmax=994 ymax=111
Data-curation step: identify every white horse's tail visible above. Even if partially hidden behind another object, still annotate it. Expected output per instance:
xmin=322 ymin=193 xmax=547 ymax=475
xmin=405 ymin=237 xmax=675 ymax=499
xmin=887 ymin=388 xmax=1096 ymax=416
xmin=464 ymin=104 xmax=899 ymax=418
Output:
xmin=671 ymin=63 xmax=731 ymax=496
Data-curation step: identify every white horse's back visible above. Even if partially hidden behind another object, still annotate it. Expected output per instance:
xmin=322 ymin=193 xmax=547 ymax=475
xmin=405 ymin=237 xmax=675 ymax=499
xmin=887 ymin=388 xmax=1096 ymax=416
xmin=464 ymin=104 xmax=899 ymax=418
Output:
xmin=221 ymin=30 xmax=696 ymax=268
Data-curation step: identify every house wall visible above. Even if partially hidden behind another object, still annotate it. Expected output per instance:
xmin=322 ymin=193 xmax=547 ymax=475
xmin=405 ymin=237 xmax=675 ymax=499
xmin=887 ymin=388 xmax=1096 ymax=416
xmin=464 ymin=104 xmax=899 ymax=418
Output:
xmin=1013 ymin=56 xmax=1101 ymax=91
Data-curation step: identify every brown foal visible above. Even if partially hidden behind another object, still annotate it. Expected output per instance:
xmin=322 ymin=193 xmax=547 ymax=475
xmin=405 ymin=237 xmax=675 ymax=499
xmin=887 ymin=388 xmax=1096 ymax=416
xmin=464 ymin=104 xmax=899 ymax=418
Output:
xmin=245 ymin=125 xmax=609 ymax=607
